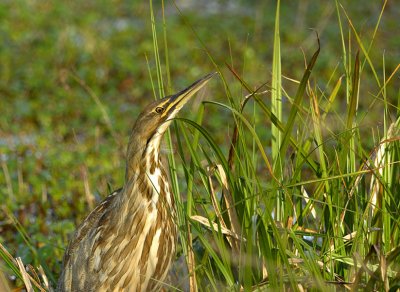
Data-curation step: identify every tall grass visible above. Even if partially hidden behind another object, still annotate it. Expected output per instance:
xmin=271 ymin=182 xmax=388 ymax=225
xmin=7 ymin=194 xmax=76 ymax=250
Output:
xmin=1 ymin=0 xmax=399 ymax=291
xmin=150 ymin=0 xmax=400 ymax=291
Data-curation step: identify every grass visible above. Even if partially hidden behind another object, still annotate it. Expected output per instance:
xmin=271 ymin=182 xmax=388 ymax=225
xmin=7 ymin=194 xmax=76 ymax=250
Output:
xmin=1 ymin=0 xmax=400 ymax=291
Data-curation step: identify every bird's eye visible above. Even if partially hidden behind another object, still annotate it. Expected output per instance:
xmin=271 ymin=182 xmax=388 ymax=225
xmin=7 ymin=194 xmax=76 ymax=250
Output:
xmin=155 ymin=107 xmax=164 ymax=114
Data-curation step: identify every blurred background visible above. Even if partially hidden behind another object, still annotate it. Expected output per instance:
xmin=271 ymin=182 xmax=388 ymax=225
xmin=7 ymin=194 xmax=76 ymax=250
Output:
xmin=0 ymin=0 xmax=399 ymax=287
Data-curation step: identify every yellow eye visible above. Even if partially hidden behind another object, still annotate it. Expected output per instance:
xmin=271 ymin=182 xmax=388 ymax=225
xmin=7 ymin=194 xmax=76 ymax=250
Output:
xmin=155 ymin=107 xmax=164 ymax=114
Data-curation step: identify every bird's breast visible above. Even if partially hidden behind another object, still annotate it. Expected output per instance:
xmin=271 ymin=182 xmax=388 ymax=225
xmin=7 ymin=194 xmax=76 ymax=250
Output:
xmin=94 ymin=164 xmax=177 ymax=290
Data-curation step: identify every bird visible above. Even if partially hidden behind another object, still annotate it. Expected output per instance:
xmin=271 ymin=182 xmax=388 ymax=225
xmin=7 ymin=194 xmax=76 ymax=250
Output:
xmin=57 ymin=73 xmax=215 ymax=292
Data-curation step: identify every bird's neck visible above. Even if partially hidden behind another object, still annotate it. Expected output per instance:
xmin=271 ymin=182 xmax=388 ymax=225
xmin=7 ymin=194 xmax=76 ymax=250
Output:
xmin=125 ymin=128 xmax=163 ymax=181
xmin=122 ymin=135 xmax=175 ymax=216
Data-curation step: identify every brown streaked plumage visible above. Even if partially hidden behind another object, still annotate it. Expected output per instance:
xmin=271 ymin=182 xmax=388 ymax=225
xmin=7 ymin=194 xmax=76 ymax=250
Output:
xmin=57 ymin=73 xmax=215 ymax=292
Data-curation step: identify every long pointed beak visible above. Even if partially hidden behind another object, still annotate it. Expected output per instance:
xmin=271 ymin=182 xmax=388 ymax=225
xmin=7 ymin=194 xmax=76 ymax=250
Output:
xmin=162 ymin=72 xmax=217 ymax=118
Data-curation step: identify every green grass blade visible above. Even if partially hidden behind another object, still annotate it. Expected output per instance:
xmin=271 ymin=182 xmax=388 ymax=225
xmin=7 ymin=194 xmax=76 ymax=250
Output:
xmin=279 ymin=38 xmax=320 ymax=162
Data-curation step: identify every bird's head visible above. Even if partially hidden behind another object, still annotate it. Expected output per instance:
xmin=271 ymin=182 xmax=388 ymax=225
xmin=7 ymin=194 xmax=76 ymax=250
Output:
xmin=126 ymin=73 xmax=215 ymax=179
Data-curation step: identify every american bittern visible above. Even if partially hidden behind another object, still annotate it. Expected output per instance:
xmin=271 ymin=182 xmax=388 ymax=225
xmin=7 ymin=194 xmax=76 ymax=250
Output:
xmin=57 ymin=73 xmax=215 ymax=291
